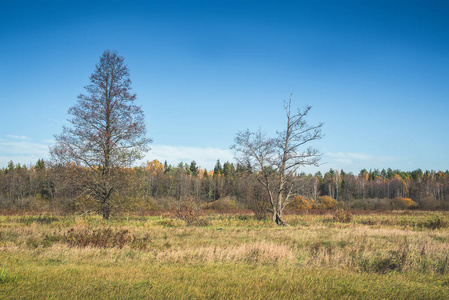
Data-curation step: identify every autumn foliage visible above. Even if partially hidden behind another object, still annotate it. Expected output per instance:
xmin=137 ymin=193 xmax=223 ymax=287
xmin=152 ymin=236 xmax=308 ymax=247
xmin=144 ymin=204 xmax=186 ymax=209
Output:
xmin=287 ymin=195 xmax=313 ymax=210
xmin=1 ymin=158 xmax=448 ymax=217
xmin=317 ymin=196 xmax=338 ymax=209
xmin=391 ymin=197 xmax=419 ymax=209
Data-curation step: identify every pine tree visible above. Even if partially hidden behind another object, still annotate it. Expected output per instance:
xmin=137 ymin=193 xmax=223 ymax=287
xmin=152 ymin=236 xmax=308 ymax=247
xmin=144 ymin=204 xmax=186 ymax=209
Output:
xmin=190 ymin=160 xmax=199 ymax=176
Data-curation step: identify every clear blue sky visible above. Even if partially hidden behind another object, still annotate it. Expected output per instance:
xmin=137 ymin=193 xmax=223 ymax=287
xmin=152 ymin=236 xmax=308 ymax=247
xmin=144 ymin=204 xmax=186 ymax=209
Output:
xmin=1 ymin=0 xmax=448 ymax=173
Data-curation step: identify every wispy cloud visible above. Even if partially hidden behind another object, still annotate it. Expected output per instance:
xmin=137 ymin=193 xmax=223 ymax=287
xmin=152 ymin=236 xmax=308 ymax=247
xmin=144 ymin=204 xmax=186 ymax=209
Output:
xmin=0 ymin=136 xmax=236 ymax=170
xmin=141 ymin=144 xmax=234 ymax=170
xmin=0 ymin=136 xmax=406 ymax=173
xmin=0 ymin=136 xmax=50 ymax=167
xmin=323 ymin=152 xmax=403 ymax=173
xmin=6 ymin=135 xmax=29 ymax=140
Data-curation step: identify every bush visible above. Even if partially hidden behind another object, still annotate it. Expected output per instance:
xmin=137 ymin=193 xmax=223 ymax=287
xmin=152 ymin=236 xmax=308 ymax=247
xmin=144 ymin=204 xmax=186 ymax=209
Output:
xmin=418 ymin=196 xmax=441 ymax=210
xmin=242 ymin=185 xmax=271 ymax=220
xmin=317 ymin=196 xmax=338 ymax=209
xmin=287 ymin=195 xmax=312 ymax=210
xmin=204 ymin=197 xmax=240 ymax=211
xmin=391 ymin=197 xmax=419 ymax=209
xmin=332 ymin=209 xmax=353 ymax=223
xmin=346 ymin=198 xmax=420 ymax=211
xmin=65 ymin=228 xmax=131 ymax=249
xmin=345 ymin=199 xmax=373 ymax=210
xmin=64 ymin=228 xmax=151 ymax=249
xmin=154 ymin=197 xmax=177 ymax=210
xmin=173 ymin=198 xmax=209 ymax=226
xmin=63 ymin=194 xmax=100 ymax=215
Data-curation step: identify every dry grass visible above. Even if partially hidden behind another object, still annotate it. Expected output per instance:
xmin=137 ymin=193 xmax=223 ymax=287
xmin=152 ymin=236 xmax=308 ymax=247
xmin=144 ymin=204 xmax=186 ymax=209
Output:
xmin=1 ymin=211 xmax=449 ymax=298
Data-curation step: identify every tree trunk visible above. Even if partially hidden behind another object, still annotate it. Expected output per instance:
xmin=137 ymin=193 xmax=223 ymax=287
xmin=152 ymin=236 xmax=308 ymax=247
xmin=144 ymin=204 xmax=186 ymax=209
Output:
xmin=273 ymin=211 xmax=287 ymax=226
xmin=101 ymin=188 xmax=112 ymax=220
xmin=102 ymin=197 xmax=110 ymax=220
xmin=272 ymin=196 xmax=287 ymax=226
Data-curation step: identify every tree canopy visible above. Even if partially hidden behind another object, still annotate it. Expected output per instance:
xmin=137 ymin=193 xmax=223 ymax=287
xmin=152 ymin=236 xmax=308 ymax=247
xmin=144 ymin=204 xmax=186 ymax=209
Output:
xmin=51 ymin=50 xmax=151 ymax=219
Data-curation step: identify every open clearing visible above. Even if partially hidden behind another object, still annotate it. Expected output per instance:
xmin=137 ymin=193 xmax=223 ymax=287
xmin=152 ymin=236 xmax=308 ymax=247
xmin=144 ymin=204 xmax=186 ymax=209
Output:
xmin=1 ymin=211 xmax=448 ymax=299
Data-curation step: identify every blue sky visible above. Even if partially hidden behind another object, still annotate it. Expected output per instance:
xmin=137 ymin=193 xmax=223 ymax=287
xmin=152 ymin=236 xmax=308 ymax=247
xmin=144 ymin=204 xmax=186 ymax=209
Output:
xmin=1 ymin=0 xmax=448 ymax=173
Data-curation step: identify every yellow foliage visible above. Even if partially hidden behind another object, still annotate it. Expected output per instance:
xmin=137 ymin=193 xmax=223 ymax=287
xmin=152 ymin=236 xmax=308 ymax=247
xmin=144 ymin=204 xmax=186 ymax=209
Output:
xmin=146 ymin=160 xmax=164 ymax=176
xmin=402 ymin=180 xmax=409 ymax=195
xmin=287 ymin=195 xmax=312 ymax=210
xmin=197 ymin=168 xmax=204 ymax=179
xmin=392 ymin=197 xmax=419 ymax=209
xmin=403 ymin=197 xmax=418 ymax=208
xmin=393 ymin=174 xmax=403 ymax=181
xmin=362 ymin=171 xmax=369 ymax=181
xmin=123 ymin=167 xmax=136 ymax=173
xmin=317 ymin=196 xmax=338 ymax=209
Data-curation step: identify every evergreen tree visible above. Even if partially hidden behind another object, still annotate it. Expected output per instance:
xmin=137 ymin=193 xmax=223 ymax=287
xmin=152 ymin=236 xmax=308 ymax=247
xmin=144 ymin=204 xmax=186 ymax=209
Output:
xmin=235 ymin=163 xmax=246 ymax=174
xmin=189 ymin=160 xmax=199 ymax=176
xmin=245 ymin=161 xmax=253 ymax=174
xmin=213 ymin=159 xmax=223 ymax=177
xmin=223 ymin=161 xmax=235 ymax=177
xmin=35 ymin=159 xmax=45 ymax=171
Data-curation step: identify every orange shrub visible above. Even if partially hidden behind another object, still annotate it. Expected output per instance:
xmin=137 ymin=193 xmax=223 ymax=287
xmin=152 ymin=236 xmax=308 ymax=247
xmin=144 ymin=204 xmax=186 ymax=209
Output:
xmin=402 ymin=197 xmax=419 ymax=208
xmin=287 ymin=195 xmax=313 ymax=209
xmin=391 ymin=197 xmax=419 ymax=209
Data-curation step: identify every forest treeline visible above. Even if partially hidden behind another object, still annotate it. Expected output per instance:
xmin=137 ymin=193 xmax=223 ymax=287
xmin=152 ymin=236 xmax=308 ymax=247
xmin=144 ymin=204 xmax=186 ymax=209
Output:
xmin=1 ymin=159 xmax=448 ymax=214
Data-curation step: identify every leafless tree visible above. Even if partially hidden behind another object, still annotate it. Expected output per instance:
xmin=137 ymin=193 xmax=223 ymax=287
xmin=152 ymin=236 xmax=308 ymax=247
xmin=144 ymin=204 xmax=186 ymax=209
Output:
xmin=232 ymin=94 xmax=323 ymax=225
xmin=51 ymin=50 xmax=151 ymax=219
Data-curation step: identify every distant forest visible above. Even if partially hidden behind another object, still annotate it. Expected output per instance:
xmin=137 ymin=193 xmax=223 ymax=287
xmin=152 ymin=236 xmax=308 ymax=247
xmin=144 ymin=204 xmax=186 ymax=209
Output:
xmin=1 ymin=158 xmax=447 ymax=215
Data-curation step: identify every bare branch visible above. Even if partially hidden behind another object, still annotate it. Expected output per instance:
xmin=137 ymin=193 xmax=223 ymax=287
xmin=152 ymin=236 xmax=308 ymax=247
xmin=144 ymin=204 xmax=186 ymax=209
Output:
xmin=232 ymin=94 xmax=323 ymax=225
xmin=50 ymin=50 xmax=151 ymax=219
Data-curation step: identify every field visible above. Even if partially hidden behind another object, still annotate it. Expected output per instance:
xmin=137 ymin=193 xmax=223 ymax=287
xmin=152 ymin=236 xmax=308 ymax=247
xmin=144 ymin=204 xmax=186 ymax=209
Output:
xmin=1 ymin=211 xmax=449 ymax=299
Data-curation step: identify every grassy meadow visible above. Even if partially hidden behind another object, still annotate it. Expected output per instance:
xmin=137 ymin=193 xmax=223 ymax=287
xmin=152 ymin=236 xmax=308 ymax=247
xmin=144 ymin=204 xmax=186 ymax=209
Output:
xmin=0 ymin=210 xmax=449 ymax=299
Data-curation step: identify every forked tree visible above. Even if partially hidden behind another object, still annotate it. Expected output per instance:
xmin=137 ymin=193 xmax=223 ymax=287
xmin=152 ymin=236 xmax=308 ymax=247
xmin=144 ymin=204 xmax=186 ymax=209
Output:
xmin=232 ymin=94 xmax=323 ymax=225
xmin=51 ymin=50 xmax=151 ymax=219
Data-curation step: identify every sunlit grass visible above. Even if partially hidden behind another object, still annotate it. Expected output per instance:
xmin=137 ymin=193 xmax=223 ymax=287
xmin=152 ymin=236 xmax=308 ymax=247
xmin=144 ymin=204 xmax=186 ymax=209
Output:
xmin=0 ymin=211 xmax=449 ymax=299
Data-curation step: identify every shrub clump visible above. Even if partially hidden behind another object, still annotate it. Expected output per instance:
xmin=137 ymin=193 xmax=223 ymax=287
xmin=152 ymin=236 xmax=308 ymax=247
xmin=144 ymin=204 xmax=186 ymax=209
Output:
xmin=391 ymin=197 xmax=419 ymax=209
xmin=287 ymin=195 xmax=313 ymax=210
xmin=173 ymin=198 xmax=210 ymax=226
xmin=317 ymin=196 xmax=338 ymax=209
xmin=331 ymin=209 xmax=353 ymax=223
xmin=204 ymin=197 xmax=240 ymax=211
xmin=287 ymin=195 xmax=338 ymax=210
xmin=64 ymin=228 xmax=150 ymax=249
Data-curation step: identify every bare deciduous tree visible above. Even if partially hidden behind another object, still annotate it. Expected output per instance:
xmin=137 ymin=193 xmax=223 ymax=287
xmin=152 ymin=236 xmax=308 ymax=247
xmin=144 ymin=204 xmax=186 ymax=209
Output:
xmin=232 ymin=94 xmax=323 ymax=225
xmin=51 ymin=50 xmax=151 ymax=219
